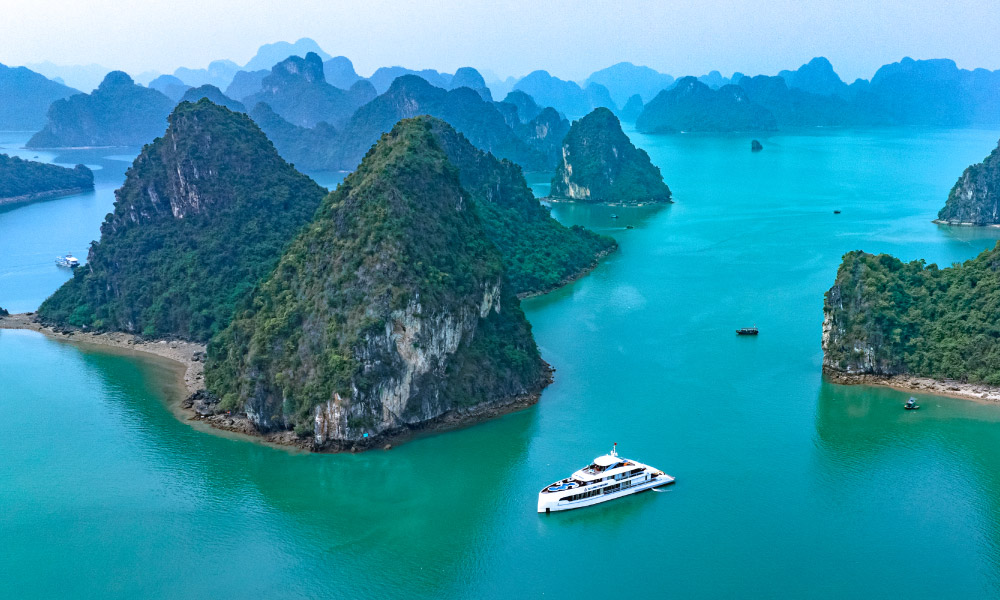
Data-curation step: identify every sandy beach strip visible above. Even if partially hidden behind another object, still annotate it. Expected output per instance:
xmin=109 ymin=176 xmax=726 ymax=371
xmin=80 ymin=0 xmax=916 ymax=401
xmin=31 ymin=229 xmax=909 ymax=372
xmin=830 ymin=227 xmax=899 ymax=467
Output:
xmin=823 ymin=366 xmax=1000 ymax=404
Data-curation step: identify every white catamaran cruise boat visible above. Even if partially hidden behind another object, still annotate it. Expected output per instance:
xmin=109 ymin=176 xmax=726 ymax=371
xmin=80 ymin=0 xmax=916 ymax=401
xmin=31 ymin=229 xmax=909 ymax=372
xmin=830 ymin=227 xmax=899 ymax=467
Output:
xmin=538 ymin=444 xmax=675 ymax=513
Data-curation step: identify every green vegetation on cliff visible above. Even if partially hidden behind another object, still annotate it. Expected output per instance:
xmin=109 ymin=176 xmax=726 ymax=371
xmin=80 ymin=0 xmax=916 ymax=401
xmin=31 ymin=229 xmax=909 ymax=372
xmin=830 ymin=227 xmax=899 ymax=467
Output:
xmin=426 ymin=118 xmax=615 ymax=294
xmin=0 ymin=154 xmax=93 ymax=203
xmin=823 ymin=245 xmax=1000 ymax=383
xmin=551 ymin=108 xmax=671 ymax=205
xmin=206 ymin=117 xmax=547 ymax=438
xmin=38 ymin=99 xmax=326 ymax=341
xmin=937 ymin=140 xmax=1000 ymax=225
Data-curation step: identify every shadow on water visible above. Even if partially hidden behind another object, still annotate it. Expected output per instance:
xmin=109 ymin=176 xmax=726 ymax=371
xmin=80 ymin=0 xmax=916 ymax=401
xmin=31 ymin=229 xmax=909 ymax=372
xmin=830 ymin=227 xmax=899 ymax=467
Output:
xmin=67 ymin=335 xmax=543 ymax=598
xmin=812 ymin=378 xmax=1000 ymax=596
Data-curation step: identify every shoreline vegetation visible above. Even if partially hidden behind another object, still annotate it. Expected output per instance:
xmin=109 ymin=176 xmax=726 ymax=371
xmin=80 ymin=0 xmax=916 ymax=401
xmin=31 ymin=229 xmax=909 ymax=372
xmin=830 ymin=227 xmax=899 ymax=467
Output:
xmin=0 ymin=313 xmax=554 ymax=452
xmin=823 ymin=366 xmax=1000 ymax=404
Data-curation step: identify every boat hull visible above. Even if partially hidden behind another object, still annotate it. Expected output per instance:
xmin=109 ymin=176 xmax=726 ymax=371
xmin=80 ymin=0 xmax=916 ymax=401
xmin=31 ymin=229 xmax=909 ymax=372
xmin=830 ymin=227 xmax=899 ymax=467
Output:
xmin=538 ymin=475 xmax=675 ymax=513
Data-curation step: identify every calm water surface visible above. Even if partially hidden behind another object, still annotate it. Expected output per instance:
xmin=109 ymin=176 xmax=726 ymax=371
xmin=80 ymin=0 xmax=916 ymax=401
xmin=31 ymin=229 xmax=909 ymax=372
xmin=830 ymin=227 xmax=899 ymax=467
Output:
xmin=3 ymin=128 xmax=1000 ymax=598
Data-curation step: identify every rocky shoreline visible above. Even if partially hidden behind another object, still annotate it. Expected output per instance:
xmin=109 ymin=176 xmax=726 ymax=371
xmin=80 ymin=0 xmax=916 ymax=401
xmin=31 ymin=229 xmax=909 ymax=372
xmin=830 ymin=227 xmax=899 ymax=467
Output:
xmin=0 ymin=186 xmax=94 ymax=207
xmin=823 ymin=366 xmax=1000 ymax=404
xmin=518 ymin=248 xmax=616 ymax=300
xmin=932 ymin=219 xmax=1000 ymax=228
xmin=0 ymin=312 xmax=554 ymax=452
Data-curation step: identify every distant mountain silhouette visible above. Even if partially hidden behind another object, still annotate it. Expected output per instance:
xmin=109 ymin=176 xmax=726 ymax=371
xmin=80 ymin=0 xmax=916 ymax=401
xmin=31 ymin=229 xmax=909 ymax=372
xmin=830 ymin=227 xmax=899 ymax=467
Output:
xmin=148 ymin=74 xmax=190 ymax=102
xmin=180 ymin=85 xmax=246 ymax=113
xmin=778 ymin=57 xmax=849 ymax=98
xmin=367 ymin=66 xmax=452 ymax=93
xmin=636 ymin=76 xmax=777 ymax=133
xmin=323 ymin=56 xmax=362 ymax=89
xmin=0 ymin=63 xmax=79 ymax=130
xmin=224 ymin=70 xmax=268 ymax=101
xmin=738 ymin=75 xmax=850 ymax=127
xmin=585 ymin=62 xmax=674 ymax=105
xmin=27 ymin=71 xmax=173 ymax=147
xmin=25 ymin=61 xmax=108 ymax=92
xmin=174 ymin=60 xmax=240 ymax=90
xmin=513 ymin=70 xmax=616 ymax=118
xmin=243 ymin=38 xmax=331 ymax=72
xmin=500 ymin=91 xmax=543 ymax=122
xmin=245 ymin=52 xmax=376 ymax=128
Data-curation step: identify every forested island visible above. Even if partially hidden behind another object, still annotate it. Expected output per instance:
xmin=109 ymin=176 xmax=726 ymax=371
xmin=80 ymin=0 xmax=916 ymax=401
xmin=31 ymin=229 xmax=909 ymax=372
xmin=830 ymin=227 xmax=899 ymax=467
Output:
xmin=35 ymin=99 xmax=614 ymax=449
xmin=0 ymin=154 xmax=94 ymax=206
xmin=27 ymin=71 xmax=174 ymax=148
xmin=823 ymin=246 xmax=1000 ymax=385
xmin=38 ymin=99 xmax=327 ymax=340
xmin=550 ymin=107 xmax=671 ymax=205
xmin=936 ymin=139 xmax=1000 ymax=226
xmin=206 ymin=118 xmax=551 ymax=446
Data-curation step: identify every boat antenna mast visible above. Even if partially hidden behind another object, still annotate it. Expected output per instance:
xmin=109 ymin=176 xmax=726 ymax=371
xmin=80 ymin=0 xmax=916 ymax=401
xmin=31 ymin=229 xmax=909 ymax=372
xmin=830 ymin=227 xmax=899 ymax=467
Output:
xmin=611 ymin=442 xmax=618 ymax=457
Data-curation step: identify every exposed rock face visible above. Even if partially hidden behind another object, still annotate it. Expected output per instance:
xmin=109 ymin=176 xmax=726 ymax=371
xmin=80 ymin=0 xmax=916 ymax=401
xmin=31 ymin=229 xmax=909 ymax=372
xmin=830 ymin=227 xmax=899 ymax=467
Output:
xmin=636 ymin=76 xmax=778 ymax=133
xmin=26 ymin=71 xmax=174 ymax=148
xmin=822 ymin=245 xmax=1000 ymax=385
xmin=550 ymin=107 xmax=671 ymax=204
xmin=937 ymin=140 xmax=1000 ymax=225
xmin=205 ymin=117 xmax=549 ymax=447
xmin=37 ymin=99 xmax=326 ymax=341
xmin=822 ymin=270 xmax=905 ymax=376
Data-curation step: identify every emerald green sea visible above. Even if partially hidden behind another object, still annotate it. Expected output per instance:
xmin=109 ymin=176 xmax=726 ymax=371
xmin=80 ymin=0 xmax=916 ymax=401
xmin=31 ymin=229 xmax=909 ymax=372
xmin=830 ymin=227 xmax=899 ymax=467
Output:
xmin=3 ymin=128 xmax=1000 ymax=598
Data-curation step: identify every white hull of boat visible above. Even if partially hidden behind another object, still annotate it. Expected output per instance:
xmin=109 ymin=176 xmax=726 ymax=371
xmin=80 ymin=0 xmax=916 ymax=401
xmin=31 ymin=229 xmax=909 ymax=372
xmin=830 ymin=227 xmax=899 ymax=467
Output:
xmin=538 ymin=474 xmax=675 ymax=513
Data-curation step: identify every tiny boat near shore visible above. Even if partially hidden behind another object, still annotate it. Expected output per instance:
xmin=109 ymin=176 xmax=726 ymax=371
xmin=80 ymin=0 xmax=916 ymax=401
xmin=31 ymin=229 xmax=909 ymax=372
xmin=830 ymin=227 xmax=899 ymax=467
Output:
xmin=538 ymin=444 xmax=674 ymax=513
xmin=55 ymin=253 xmax=79 ymax=268
xmin=904 ymin=397 xmax=920 ymax=410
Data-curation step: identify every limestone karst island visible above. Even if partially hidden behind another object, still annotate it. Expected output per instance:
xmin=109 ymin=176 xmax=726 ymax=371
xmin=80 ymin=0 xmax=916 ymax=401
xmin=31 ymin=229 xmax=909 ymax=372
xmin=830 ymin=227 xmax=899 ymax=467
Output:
xmin=3 ymin=2 xmax=1000 ymax=597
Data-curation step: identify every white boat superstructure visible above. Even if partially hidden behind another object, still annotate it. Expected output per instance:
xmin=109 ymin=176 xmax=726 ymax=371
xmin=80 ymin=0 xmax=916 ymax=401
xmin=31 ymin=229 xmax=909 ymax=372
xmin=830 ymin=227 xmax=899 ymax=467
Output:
xmin=55 ymin=253 xmax=79 ymax=268
xmin=538 ymin=444 xmax=675 ymax=513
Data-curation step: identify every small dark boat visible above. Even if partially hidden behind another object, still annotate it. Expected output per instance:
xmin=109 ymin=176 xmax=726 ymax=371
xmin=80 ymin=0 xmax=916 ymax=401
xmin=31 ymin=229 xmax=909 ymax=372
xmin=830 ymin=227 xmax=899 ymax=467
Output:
xmin=626 ymin=225 xmax=634 ymax=229
xmin=611 ymin=213 xmax=619 ymax=219
xmin=834 ymin=210 xmax=841 ymax=214
xmin=904 ymin=397 xmax=920 ymax=410
xmin=736 ymin=325 xmax=759 ymax=336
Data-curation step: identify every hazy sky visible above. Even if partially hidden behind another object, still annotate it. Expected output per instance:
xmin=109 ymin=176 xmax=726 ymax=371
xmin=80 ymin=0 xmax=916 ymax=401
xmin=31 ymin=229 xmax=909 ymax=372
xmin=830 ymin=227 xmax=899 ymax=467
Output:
xmin=2 ymin=0 xmax=998 ymax=82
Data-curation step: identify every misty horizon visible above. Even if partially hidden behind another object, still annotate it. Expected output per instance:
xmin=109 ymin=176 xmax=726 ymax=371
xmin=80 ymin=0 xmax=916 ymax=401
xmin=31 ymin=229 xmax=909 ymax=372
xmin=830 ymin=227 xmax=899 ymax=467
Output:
xmin=3 ymin=0 xmax=999 ymax=84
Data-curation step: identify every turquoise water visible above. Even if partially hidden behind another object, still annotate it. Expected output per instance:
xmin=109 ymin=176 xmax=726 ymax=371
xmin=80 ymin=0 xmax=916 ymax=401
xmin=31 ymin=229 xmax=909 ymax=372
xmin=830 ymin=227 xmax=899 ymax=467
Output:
xmin=3 ymin=128 xmax=1000 ymax=598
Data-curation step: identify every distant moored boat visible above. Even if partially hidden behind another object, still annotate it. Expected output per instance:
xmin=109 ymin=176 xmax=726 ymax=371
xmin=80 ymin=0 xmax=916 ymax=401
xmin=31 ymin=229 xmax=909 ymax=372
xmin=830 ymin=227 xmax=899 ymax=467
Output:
xmin=736 ymin=325 xmax=759 ymax=335
xmin=55 ymin=253 xmax=79 ymax=268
